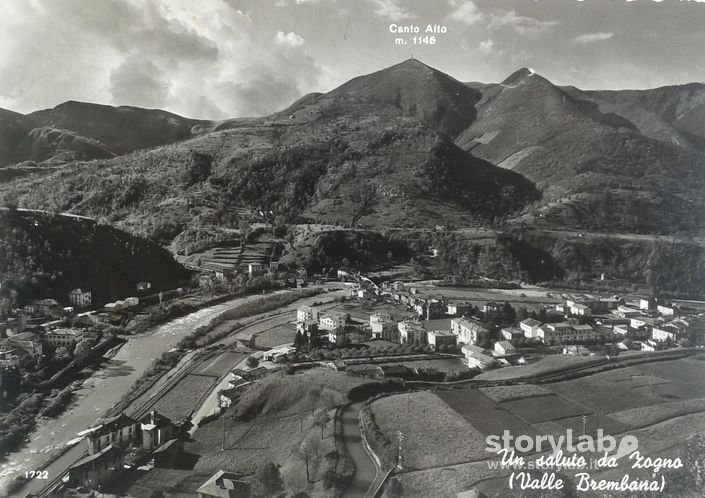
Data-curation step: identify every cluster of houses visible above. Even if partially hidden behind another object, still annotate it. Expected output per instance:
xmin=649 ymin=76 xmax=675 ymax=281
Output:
xmin=0 ymin=285 xmax=155 ymax=400
xmin=296 ymin=305 xmax=349 ymax=344
xmin=0 ymin=326 xmax=102 ymax=367
xmin=571 ymin=296 xmax=702 ymax=352
xmin=344 ymin=277 xmax=703 ymax=370
xmin=69 ymin=410 xmax=181 ymax=489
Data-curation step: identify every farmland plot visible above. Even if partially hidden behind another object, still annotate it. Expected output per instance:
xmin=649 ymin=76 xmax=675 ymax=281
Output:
xmin=479 ymin=384 xmax=553 ymax=403
xmin=435 ymin=389 xmax=537 ymax=438
xmin=153 ymin=374 xmax=218 ymax=421
xmin=500 ymin=394 xmax=589 ymax=424
xmin=370 ymin=391 xmax=489 ymax=468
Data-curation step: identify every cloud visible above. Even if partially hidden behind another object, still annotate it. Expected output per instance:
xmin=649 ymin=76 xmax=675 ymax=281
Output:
xmin=573 ymin=32 xmax=614 ymax=44
xmin=489 ymin=10 xmax=557 ymax=35
xmin=478 ymin=39 xmax=504 ymax=56
xmin=110 ymin=56 xmax=170 ymax=109
xmin=274 ymin=0 xmax=329 ymax=6
xmin=369 ymin=0 xmax=413 ymax=21
xmin=0 ymin=0 xmax=330 ymax=119
xmin=274 ymin=31 xmax=305 ymax=47
xmin=449 ymin=0 xmax=484 ymax=25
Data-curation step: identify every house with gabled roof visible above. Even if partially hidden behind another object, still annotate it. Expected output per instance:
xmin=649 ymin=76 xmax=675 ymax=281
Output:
xmin=197 ymin=470 xmax=250 ymax=498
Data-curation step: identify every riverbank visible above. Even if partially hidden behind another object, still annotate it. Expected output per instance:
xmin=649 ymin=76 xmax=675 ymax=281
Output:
xmin=2 ymin=287 xmax=338 ymax=497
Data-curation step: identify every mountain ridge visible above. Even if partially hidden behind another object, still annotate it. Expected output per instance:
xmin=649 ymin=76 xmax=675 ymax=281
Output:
xmin=1 ymin=58 xmax=704 ymax=238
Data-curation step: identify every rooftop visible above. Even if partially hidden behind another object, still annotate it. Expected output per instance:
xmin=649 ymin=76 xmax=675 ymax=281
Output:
xmin=88 ymin=413 xmax=137 ymax=437
xmin=428 ymin=329 xmax=454 ymax=337
xmin=70 ymin=445 xmax=122 ymax=470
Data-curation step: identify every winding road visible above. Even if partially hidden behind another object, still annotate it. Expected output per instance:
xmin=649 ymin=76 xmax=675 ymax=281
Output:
xmin=342 ymin=402 xmax=377 ymax=498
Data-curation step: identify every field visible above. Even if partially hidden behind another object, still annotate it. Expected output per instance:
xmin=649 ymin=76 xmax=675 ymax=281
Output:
xmin=152 ymin=374 xmax=218 ymax=422
xmin=479 ymin=384 xmax=553 ymax=403
xmin=252 ymin=322 xmax=297 ymax=348
xmin=435 ymin=389 xmax=537 ymax=438
xmin=474 ymin=354 xmax=603 ymax=381
xmin=549 ymin=356 xmax=705 ymax=420
xmin=369 ymin=391 xmax=488 ymax=469
xmin=194 ymin=350 xmax=247 ymax=377
xmin=371 ymin=357 xmax=705 ymax=497
xmin=233 ymin=368 xmax=368 ymax=419
xmin=397 ymin=357 xmax=469 ymax=373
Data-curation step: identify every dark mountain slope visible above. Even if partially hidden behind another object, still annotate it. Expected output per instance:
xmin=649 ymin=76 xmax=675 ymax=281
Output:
xmin=0 ymin=92 xmax=538 ymax=239
xmin=0 ymin=108 xmax=30 ymax=166
xmin=28 ymin=101 xmax=206 ymax=154
xmin=584 ymin=83 xmax=705 ymax=144
xmin=327 ymin=59 xmax=482 ymax=137
xmin=0 ymin=209 xmax=190 ymax=307
xmin=2 ymin=59 xmax=705 ymax=239
xmin=455 ymin=69 xmax=705 ymax=232
xmin=0 ymin=101 xmax=209 ymax=169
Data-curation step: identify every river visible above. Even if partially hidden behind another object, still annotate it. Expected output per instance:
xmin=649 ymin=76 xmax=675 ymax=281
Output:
xmin=0 ymin=291 xmax=291 ymax=497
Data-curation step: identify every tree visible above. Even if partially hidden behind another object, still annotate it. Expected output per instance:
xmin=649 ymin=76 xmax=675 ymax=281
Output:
xmin=246 ymin=356 xmax=259 ymax=368
xmin=73 ymin=340 xmax=91 ymax=359
xmin=294 ymin=331 xmax=305 ymax=349
xmin=313 ymin=409 xmax=331 ymax=439
xmin=149 ymin=490 xmax=165 ymax=498
xmin=294 ymin=435 xmax=321 ymax=483
xmin=348 ymin=185 xmax=378 ymax=227
xmin=239 ymin=220 xmax=251 ymax=248
xmin=308 ymin=389 xmax=321 ymax=416
xmin=252 ymin=461 xmax=284 ymax=497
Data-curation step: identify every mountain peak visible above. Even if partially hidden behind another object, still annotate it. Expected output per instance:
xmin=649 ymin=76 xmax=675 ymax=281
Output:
xmin=502 ymin=68 xmax=540 ymax=86
xmin=328 ymin=59 xmax=481 ymax=136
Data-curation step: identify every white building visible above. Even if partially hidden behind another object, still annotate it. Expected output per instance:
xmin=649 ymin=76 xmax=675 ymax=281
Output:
xmin=651 ymin=325 xmax=686 ymax=343
xmin=370 ymin=313 xmax=395 ymax=339
xmin=501 ymin=327 xmax=522 ymax=341
xmin=616 ymin=305 xmax=642 ymax=318
xmin=43 ymin=328 xmax=84 ymax=348
xmin=426 ymin=330 xmax=457 ymax=349
xmin=461 ymin=344 xmax=497 ymax=370
xmin=657 ymin=305 xmax=675 ymax=316
xmin=319 ymin=312 xmax=346 ymax=332
xmin=613 ymin=324 xmax=629 ymax=335
xmin=447 ymin=302 xmax=472 ymax=317
xmin=519 ymin=318 xmax=542 ymax=338
xmin=569 ymin=303 xmax=591 ymax=316
xmin=450 ymin=318 xmax=488 ymax=345
xmin=494 ymin=341 xmax=515 ymax=355
xmin=69 ymin=288 xmax=92 ymax=308
xmin=297 ymin=306 xmax=320 ymax=323
xmin=398 ymin=320 xmax=425 ymax=344
xmin=537 ymin=323 xmax=596 ymax=343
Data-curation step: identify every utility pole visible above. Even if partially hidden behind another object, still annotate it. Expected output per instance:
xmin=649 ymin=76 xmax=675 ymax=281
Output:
xmin=582 ymin=414 xmax=588 ymax=437
xmin=397 ymin=430 xmax=405 ymax=470
xmin=221 ymin=398 xmax=226 ymax=451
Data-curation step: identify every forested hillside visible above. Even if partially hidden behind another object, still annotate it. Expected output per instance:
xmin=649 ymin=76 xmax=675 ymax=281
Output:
xmin=0 ymin=209 xmax=190 ymax=313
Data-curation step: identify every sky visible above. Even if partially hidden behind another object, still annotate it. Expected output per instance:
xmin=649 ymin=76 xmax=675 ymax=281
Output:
xmin=1 ymin=0 xmax=705 ymax=119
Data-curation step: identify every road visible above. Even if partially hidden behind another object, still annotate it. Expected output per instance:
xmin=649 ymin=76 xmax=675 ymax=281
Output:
xmin=341 ymin=402 xmax=377 ymax=498
xmin=1 ymin=291 xmax=304 ymax=498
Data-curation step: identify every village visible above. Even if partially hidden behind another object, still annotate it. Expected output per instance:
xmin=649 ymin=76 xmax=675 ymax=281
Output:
xmin=1 ymin=257 xmax=704 ymax=498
